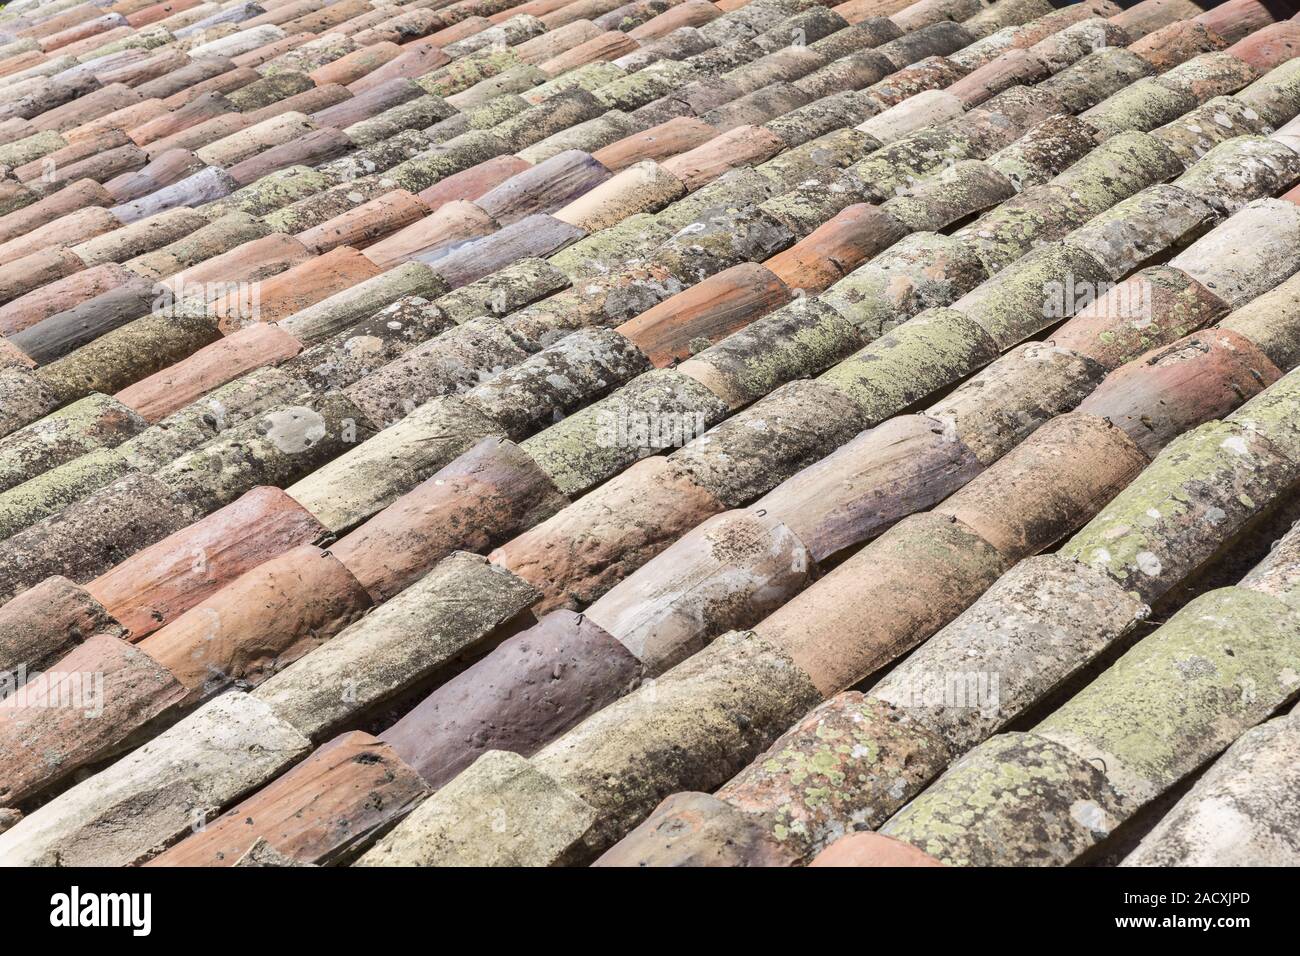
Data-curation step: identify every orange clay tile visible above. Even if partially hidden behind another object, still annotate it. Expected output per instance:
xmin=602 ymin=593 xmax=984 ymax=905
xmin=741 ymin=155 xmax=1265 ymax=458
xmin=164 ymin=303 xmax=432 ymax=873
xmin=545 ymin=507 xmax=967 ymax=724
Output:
xmin=616 ymin=262 xmax=791 ymax=367
xmin=363 ymin=198 xmax=498 ymax=269
xmin=416 ymin=154 xmax=532 ymax=212
xmin=592 ymin=116 xmax=719 ymax=171
xmin=659 ymin=124 xmax=786 ymax=190
xmin=764 ymin=204 xmax=909 ymax=295
xmin=137 ymin=544 xmax=371 ymax=698
xmin=295 ymin=189 xmax=431 ymax=255
xmin=221 ymin=244 xmax=382 ymax=325
xmin=85 ymin=486 xmax=328 ymax=640
xmin=115 ymin=323 xmax=304 ymax=423
xmin=810 ymin=832 xmax=947 ymax=867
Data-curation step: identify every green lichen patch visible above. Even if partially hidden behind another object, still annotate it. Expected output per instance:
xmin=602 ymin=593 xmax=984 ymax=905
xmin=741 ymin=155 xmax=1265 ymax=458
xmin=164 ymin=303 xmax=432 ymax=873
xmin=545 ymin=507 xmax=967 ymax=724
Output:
xmin=207 ymin=166 xmax=330 ymax=220
xmin=416 ymin=49 xmax=524 ymax=98
xmin=881 ymin=731 xmax=1131 ymax=866
xmin=0 ymin=446 xmax=131 ymax=540
xmin=950 ymin=242 xmax=1110 ymax=348
xmin=1150 ymin=96 xmax=1269 ymax=166
xmin=685 ymin=297 xmax=864 ymax=408
xmin=719 ymin=693 xmax=954 ymax=859
xmin=1173 ymin=136 xmax=1300 ymax=215
xmin=820 ymin=232 xmax=987 ymax=339
xmin=1226 ymin=366 xmax=1300 ymax=465
xmin=1037 ymin=47 xmax=1154 ymax=114
xmin=521 ymin=369 xmax=729 ymax=497
xmin=1059 ymin=420 xmax=1299 ymax=603
xmin=533 ymin=629 xmax=823 ymax=848
xmin=985 ymin=113 xmax=1098 ymax=192
xmin=850 ymin=126 xmax=977 ymax=204
xmin=1037 ymin=587 xmax=1300 ymax=803
xmin=593 ymin=60 xmax=696 ymax=112
xmin=755 ymin=127 xmax=878 ymax=192
xmin=527 ymin=62 xmax=626 ymax=104
xmin=819 ymin=307 xmax=998 ymax=422
xmin=1080 ymin=79 xmax=1196 ymax=139
xmin=550 ymin=215 xmax=675 ymax=280
xmin=882 ymin=160 xmax=1016 ymax=233
xmin=1234 ymin=55 xmax=1300 ymax=126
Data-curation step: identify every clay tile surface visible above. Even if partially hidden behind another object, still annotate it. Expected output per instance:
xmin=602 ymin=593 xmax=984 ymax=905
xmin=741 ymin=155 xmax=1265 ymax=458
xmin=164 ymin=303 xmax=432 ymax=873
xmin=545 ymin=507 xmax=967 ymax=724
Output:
xmin=4 ymin=0 xmax=1300 ymax=874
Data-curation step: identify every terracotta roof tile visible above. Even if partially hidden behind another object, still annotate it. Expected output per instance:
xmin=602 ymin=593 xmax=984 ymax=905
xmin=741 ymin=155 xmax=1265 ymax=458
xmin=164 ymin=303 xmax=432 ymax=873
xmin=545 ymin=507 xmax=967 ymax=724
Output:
xmin=4 ymin=0 xmax=1300 ymax=870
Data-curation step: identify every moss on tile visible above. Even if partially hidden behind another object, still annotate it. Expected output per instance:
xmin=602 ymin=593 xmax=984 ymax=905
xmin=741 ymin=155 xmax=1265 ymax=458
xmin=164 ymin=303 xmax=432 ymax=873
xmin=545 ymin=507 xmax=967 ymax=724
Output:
xmin=35 ymin=312 xmax=221 ymax=405
xmin=0 ymin=130 xmax=66 ymax=169
xmin=1151 ymin=96 xmax=1269 ymax=166
xmin=466 ymin=93 xmax=531 ymax=131
xmin=669 ymin=378 xmax=867 ymax=507
xmin=881 ymin=731 xmax=1129 ymax=866
xmin=227 ymin=71 xmax=314 ymax=112
xmin=384 ymin=130 xmax=509 ymax=194
xmin=682 ymin=297 xmax=865 ymax=408
xmin=416 ymin=49 xmax=524 ymax=98
xmin=1037 ymin=587 xmax=1300 ymax=803
xmin=1173 ymin=136 xmax=1300 ymax=215
xmin=345 ymin=95 xmax=457 ymax=147
xmin=758 ymin=172 xmax=871 ymax=237
xmin=521 ymin=369 xmax=729 ymax=497
xmin=951 ymin=242 xmax=1110 ymax=348
xmin=317 ymin=129 xmax=433 ymax=188
xmin=1081 ymin=78 xmax=1196 ymax=139
xmin=0 ymin=368 xmax=64 ymax=438
xmin=651 ymin=206 xmax=794 ymax=283
xmin=1059 ymin=420 xmax=1299 ymax=603
xmin=818 ymin=307 xmax=998 ymax=422
xmin=984 ymin=113 xmax=1098 ymax=192
xmin=260 ymin=176 xmax=390 ymax=234
xmin=492 ymin=88 xmax=606 ymax=154
xmin=1037 ymin=46 xmax=1154 ymax=114
xmin=820 ymin=232 xmax=987 ymax=339
xmin=718 ymin=694 xmax=951 ymax=858
xmin=155 ymin=393 xmax=374 ymax=514
xmin=764 ymin=90 xmax=879 ymax=147
xmin=1234 ymin=54 xmax=1300 ymax=127
xmin=550 ymin=214 xmax=674 ymax=279
xmin=882 ymin=160 xmax=1016 ymax=233
xmin=517 ymin=112 xmax=636 ymax=165
xmin=533 ymin=628 xmax=823 ymax=848
xmin=655 ymin=167 xmax=784 ymax=232
xmin=1226 ymin=367 xmax=1300 ymax=465
xmin=206 ymin=165 xmax=330 ymax=220
xmin=755 ymin=127 xmax=877 ymax=191
xmin=593 ymin=59 xmax=694 ymax=112
xmin=0 ymin=393 xmax=145 ymax=493
xmin=528 ymin=62 xmax=626 ymax=104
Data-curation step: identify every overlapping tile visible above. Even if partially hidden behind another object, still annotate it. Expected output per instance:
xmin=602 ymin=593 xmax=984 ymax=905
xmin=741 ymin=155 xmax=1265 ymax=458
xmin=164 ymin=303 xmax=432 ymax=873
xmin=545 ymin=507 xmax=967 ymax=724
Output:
xmin=2 ymin=0 xmax=1300 ymax=869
